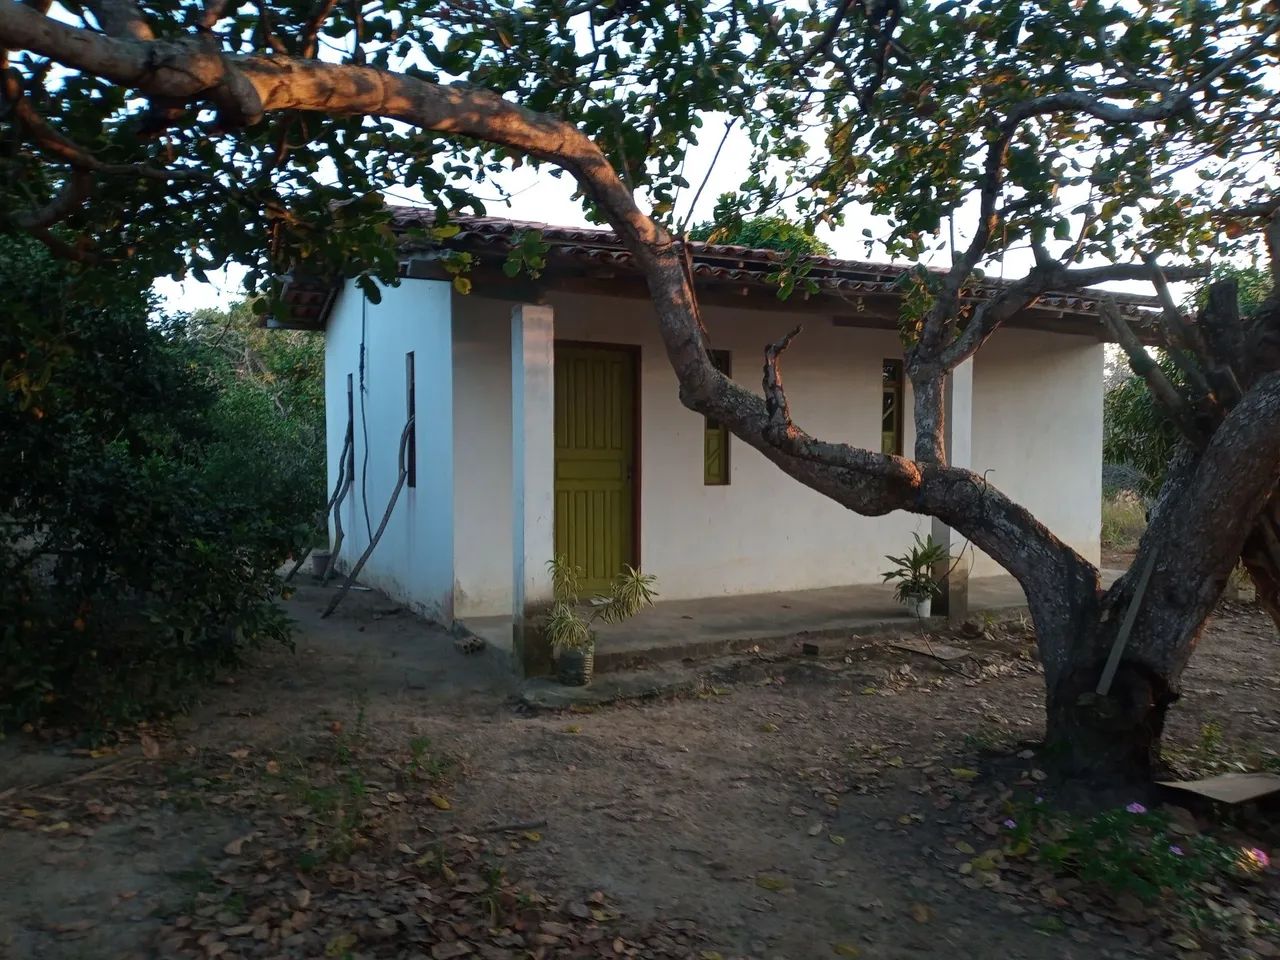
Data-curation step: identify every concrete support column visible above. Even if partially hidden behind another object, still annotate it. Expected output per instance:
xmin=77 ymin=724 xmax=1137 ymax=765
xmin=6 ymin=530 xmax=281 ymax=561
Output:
xmin=930 ymin=357 xmax=974 ymax=623
xmin=511 ymin=303 xmax=556 ymax=677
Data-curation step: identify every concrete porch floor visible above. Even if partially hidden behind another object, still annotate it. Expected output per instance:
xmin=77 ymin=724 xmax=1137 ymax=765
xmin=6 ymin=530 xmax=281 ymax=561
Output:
xmin=461 ymin=570 xmax=1126 ymax=673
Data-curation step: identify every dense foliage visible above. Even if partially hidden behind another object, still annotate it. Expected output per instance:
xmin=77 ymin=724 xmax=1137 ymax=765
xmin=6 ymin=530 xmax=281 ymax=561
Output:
xmin=0 ymin=238 xmax=323 ymax=730
xmin=689 ymin=194 xmax=834 ymax=256
xmin=1104 ymin=267 xmax=1273 ymax=494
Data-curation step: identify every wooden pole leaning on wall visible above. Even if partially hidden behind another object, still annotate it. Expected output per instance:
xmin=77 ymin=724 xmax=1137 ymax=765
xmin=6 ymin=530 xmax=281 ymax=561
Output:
xmin=321 ymin=415 xmax=415 ymax=619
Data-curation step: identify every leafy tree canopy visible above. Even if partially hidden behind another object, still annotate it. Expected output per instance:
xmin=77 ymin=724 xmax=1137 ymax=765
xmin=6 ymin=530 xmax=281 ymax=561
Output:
xmin=3 ymin=0 xmax=1274 ymax=312
xmin=689 ymin=193 xmax=834 ymax=256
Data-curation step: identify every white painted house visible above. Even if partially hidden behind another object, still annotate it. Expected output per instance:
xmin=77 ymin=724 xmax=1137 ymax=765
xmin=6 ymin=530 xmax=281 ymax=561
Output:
xmin=277 ymin=212 xmax=1152 ymax=673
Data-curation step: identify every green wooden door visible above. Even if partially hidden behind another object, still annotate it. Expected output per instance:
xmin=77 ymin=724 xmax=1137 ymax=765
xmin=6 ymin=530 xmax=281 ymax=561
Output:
xmin=554 ymin=345 xmax=636 ymax=594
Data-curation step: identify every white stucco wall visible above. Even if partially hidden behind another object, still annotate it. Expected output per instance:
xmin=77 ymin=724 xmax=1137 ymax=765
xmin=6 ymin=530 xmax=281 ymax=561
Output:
xmin=968 ymin=330 xmax=1104 ymax=577
xmin=328 ymin=279 xmax=1103 ymax=621
xmin=451 ymin=297 xmax=518 ymax=616
xmin=324 ymin=279 xmax=455 ymax=620
xmin=450 ymin=290 xmax=941 ymax=617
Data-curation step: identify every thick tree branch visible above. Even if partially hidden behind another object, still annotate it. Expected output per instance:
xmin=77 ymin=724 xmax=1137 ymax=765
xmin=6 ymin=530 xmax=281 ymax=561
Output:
xmin=938 ymin=259 xmax=1206 ymax=371
xmin=1098 ymin=300 xmax=1206 ymax=445
xmin=1144 ymin=255 xmax=1221 ymax=404
xmin=85 ymin=0 xmax=154 ymax=40
xmin=1121 ymin=372 xmax=1280 ymax=677
xmin=10 ymin=169 xmax=94 ymax=229
xmin=761 ymin=324 xmax=803 ymax=447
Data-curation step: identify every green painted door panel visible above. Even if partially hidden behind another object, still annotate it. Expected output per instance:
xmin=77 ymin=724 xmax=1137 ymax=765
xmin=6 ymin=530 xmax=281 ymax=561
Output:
xmin=554 ymin=345 xmax=636 ymax=594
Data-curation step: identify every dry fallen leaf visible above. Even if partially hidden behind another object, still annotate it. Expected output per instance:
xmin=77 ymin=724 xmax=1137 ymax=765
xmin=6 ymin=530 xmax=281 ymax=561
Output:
xmin=140 ymin=734 xmax=161 ymax=759
xmin=325 ymin=932 xmax=357 ymax=956
xmin=431 ymin=942 xmax=473 ymax=959
xmin=428 ymin=794 xmax=452 ymax=811
xmin=223 ymin=835 xmax=251 ymax=856
xmin=910 ymin=903 xmax=932 ymax=923
xmin=754 ymin=875 xmax=789 ymax=892
xmin=833 ymin=944 xmax=861 ymax=957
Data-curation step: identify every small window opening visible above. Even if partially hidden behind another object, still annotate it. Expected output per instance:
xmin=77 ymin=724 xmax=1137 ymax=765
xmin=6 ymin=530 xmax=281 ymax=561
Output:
xmin=704 ymin=350 xmax=732 ymax=485
xmin=406 ymin=352 xmax=417 ymax=488
xmin=881 ymin=359 xmax=904 ymax=456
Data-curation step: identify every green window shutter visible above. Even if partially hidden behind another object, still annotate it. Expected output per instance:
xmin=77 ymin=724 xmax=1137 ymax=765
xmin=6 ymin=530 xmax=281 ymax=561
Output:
xmin=704 ymin=426 xmax=729 ymax=485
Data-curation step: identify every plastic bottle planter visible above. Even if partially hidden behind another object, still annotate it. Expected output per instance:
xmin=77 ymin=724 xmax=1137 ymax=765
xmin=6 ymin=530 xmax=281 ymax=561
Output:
xmin=556 ymin=644 xmax=595 ymax=686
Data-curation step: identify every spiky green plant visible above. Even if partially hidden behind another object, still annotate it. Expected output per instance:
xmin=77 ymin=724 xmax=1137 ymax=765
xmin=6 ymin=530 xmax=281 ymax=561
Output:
xmin=881 ymin=533 xmax=949 ymax=604
xmin=543 ymin=557 xmax=658 ymax=652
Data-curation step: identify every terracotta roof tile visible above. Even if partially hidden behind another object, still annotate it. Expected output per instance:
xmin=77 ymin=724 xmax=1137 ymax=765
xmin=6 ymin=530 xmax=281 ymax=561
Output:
xmin=275 ymin=210 xmax=1160 ymax=328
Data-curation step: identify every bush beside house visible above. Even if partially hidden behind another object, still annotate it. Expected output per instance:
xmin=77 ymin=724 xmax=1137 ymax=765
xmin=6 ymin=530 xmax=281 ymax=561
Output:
xmin=0 ymin=237 xmax=323 ymax=730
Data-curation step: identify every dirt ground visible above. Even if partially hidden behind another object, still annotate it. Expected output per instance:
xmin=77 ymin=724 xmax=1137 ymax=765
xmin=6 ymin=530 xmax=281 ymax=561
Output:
xmin=2 ymin=578 xmax=1278 ymax=960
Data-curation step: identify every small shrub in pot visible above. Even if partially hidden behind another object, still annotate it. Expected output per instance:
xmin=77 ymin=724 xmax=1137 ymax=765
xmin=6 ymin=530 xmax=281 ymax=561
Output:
xmin=543 ymin=556 xmax=657 ymax=685
xmin=881 ymin=533 xmax=950 ymax=618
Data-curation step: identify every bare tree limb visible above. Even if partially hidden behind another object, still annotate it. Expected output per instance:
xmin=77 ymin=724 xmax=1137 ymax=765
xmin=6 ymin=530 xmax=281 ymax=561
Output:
xmin=936 ymin=259 xmax=1206 ymax=371
xmin=200 ymin=0 xmax=236 ymax=31
xmin=2 ymin=66 xmax=212 ymax=183
xmin=761 ymin=324 xmax=803 ymax=447
xmin=84 ymin=0 xmax=154 ymax=40
xmin=1098 ymin=299 xmax=1205 ymax=445
xmin=10 ymin=169 xmax=93 ymax=230
xmin=1144 ymin=255 xmax=1220 ymax=404
xmin=300 ymin=0 xmax=339 ymax=59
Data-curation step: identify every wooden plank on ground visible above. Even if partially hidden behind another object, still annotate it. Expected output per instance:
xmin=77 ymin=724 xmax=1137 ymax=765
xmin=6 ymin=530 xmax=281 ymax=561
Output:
xmin=1156 ymin=772 xmax=1280 ymax=804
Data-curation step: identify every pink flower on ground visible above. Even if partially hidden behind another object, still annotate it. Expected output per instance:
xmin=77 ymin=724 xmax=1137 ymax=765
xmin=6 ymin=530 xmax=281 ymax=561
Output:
xmin=1168 ymin=845 xmax=1184 ymax=857
xmin=1125 ymin=802 xmax=1147 ymax=814
xmin=1242 ymin=847 xmax=1270 ymax=870
xmin=1003 ymin=819 xmax=1017 ymax=829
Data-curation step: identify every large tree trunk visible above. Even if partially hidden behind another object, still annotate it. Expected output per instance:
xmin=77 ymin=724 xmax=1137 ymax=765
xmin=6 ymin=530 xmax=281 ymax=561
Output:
xmin=1045 ymin=660 xmax=1174 ymax=781
xmin=1033 ymin=371 xmax=1280 ymax=781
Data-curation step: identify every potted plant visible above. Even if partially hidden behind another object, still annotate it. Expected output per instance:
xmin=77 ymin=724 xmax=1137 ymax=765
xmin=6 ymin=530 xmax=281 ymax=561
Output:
xmin=543 ymin=556 xmax=657 ymax=686
xmin=881 ymin=533 xmax=949 ymax=618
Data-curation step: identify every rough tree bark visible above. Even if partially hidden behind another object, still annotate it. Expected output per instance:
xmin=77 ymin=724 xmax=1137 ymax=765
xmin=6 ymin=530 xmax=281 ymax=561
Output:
xmin=3 ymin=0 xmax=1279 ymax=781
